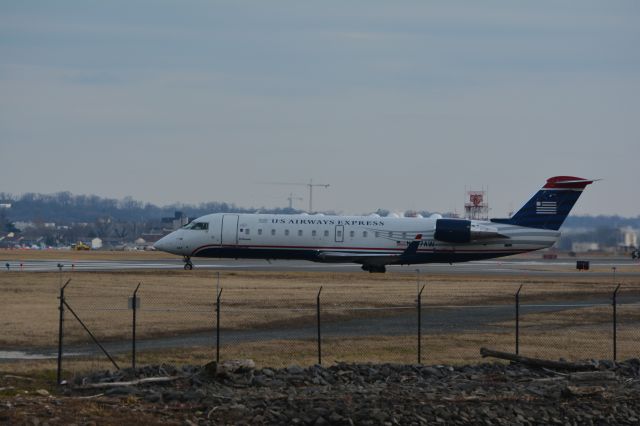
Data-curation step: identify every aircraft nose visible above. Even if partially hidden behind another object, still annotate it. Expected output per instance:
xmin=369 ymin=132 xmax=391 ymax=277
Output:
xmin=153 ymin=234 xmax=172 ymax=252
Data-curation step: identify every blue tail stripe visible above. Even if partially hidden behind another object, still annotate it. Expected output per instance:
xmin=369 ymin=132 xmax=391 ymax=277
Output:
xmin=493 ymin=189 xmax=583 ymax=230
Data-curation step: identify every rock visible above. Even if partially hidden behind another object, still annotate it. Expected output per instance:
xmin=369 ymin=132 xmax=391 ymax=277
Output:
xmin=183 ymin=389 xmax=206 ymax=402
xmin=329 ymin=412 xmax=343 ymax=423
xmin=104 ymin=387 xmax=137 ymax=397
xmin=262 ymin=368 xmax=275 ymax=377
xmin=569 ymin=371 xmax=616 ymax=383
xmin=143 ymin=392 xmax=162 ymax=403
xmin=286 ymin=365 xmax=304 ymax=375
xmin=314 ymin=416 xmax=327 ymax=425
xmin=162 ymin=391 xmax=184 ymax=402
xmin=563 ymin=385 xmax=605 ymax=397
xmin=202 ymin=361 xmax=217 ymax=378
xmin=219 ymin=359 xmax=255 ymax=375
xmin=35 ymin=389 xmax=50 ymax=397
xmin=38 ymin=360 xmax=640 ymax=425
xmin=252 ymin=375 xmax=270 ymax=387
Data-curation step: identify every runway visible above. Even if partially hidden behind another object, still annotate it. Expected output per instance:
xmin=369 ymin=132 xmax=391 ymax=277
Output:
xmin=2 ymin=257 xmax=638 ymax=277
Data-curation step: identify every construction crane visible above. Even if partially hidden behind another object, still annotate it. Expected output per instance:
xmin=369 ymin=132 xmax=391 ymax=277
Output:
xmin=262 ymin=179 xmax=330 ymax=212
xmin=287 ymin=193 xmax=303 ymax=209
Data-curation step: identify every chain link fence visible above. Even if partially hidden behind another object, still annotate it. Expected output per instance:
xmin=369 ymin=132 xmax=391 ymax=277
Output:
xmin=55 ymin=274 xmax=640 ymax=383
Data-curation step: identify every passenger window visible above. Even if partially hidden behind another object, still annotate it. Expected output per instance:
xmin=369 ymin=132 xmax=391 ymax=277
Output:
xmin=298 ymin=230 xmax=303 ymax=236
xmin=375 ymin=231 xmax=380 ymax=238
xmin=258 ymin=229 xmax=262 ymax=235
xmin=349 ymin=230 xmax=355 ymax=238
xmin=324 ymin=230 xmax=329 ymax=237
xmin=312 ymin=230 xmax=317 ymax=237
xmin=363 ymin=231 xmax=368 ymax=238
xmin=402 ymin=232 xmax=406 ymax=239
xmin=245 ymin=228 xmax=250 ymax=235
xmin=285 ymin=229 xmax=290 ymax=236
xmin=271 ymin=229 xmax=276 ymax=236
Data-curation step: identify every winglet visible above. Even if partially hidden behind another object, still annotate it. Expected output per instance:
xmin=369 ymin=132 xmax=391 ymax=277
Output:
xmin=402 ymin=234 xmax=422 ymax=256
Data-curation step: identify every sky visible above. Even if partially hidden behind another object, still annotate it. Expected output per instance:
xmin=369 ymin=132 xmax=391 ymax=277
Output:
xmin=1 ymin=1 xmax=639 ymax=217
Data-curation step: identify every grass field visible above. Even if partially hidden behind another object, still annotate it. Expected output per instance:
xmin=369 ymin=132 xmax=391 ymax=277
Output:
xmin=2 ymin=326 xmax=638 ymax=378
xmin=1 ymin=252 xmax=639 ymax=374
xmin=1 ymin=268 xmax=638 ymax=345
xmin=0 ymin=248 xmax=177 ymax=261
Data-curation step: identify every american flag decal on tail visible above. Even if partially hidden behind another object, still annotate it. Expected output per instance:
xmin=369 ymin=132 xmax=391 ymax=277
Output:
xmin=536 ymin=201 xmax=557 ymax=215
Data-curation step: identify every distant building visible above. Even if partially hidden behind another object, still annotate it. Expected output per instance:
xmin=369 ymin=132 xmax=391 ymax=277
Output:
xmin=161 ymin=211 xmax=189 ymax=231
xmin=13 ymin=221 xmax=35 ymax=231
xmin=0 ymin=203 xmax=11 ymax=209
xmin=91 ymin=237 xmax=103 ymax=250
xmin=621 ymin=227 xmax=638 ymax=248
xmin=140 ymin=232 xmax=164 ymax=243
xmin=571 ymin=242 xmax=600 ymax=253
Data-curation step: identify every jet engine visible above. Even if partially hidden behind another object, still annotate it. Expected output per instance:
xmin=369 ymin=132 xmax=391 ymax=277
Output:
xmin=434 ymin=219 xmax=471 ymax=243
xmin=434 ymin=219 xmax=509 ymax=243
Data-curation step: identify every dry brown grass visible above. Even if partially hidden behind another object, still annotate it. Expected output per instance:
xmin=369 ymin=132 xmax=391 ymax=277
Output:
xmin=1 ymin=269 xmax=639 ymax=348
xmin=0 ymin=248 xmax=174 ymax=261
xmin=3 ymin=327 xmax=638 ymax=377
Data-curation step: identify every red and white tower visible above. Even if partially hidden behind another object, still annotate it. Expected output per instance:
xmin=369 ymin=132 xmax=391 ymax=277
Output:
xmin=464 ymin=190 xmax=489 ymax=220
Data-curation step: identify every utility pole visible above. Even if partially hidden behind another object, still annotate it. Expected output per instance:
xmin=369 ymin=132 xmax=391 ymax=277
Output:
xmin=261 ymin=180 xmax=330 ymax=213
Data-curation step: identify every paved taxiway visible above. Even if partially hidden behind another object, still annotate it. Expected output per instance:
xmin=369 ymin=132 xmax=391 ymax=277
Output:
xmin=2 ymin=257 xmax=638 ymax=277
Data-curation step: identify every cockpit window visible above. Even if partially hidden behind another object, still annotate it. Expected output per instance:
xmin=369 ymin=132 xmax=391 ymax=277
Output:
xmin=184 ymin=221 xmax=209 ymax=230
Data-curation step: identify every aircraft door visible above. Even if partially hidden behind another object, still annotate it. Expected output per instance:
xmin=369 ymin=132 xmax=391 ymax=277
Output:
xmin=221 ymin=215 xmax=239 ymax=245
xmin=335 ymin=225 xmax=344 ymax=243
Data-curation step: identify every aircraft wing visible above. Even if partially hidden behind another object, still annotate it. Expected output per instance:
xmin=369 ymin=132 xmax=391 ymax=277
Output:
xmin=317 ymin=234 xmax=423 ymax=265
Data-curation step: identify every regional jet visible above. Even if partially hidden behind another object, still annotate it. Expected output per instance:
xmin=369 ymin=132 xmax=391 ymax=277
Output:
xmin=154 ymin=176 xmax=595 ymax=272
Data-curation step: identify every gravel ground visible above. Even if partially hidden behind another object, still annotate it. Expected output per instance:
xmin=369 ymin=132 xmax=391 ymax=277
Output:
xmin=2 ymin=359 xmax=639 ymax=425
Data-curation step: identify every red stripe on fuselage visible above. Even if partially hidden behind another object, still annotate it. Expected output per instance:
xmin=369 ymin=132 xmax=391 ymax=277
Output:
xmin=191 ymin=243 xmax=528 ymax=256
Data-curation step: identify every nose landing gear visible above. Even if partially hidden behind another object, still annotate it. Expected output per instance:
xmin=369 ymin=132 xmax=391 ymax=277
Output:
xmin=183 ymin=256 xmax=193 ymax=270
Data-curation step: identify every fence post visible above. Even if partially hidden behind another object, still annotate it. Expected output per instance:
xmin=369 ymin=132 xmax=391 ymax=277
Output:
xmin=63 ymin=300 xmax=120 ymax=370
xmin=417 ymin=284 xmax=425 ymax=364
xmin=131 ymin=282 xmax=141 ymax=370
xmin=57 ymin=279 xmax=71 ymax=385
xmin=317 ymin=286 xmax=323 ymax=365
xmin=612 ymin=284 xmax=621 ymax=362
xmin=515 ymin=284 xmax=523 ymax=355
xmin=216 ymin=288 xmax=223 ymax=363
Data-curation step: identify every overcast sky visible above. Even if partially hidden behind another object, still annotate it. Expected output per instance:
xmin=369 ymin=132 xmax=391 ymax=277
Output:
xmin=1 ymin=1 xmax=638 ymax=217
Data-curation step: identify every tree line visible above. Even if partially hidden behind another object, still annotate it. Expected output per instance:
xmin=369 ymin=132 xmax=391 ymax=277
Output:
xmin=0 ymin=191 xmax=301 ymax=225
xmin=0 ymin=192 xmax=637 ymax=248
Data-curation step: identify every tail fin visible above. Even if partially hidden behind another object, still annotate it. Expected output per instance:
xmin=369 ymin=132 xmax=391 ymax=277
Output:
xmin=491 ymin=176 xmax=596 ymax=230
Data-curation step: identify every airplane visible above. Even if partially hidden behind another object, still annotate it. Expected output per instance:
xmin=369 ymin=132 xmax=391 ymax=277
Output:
xmin=153 ymin=176 xmax=596 ymax=272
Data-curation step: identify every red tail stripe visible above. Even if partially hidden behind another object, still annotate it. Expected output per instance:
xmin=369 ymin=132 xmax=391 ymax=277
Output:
xmin=543 ymin=176 xmax=594 ymax=189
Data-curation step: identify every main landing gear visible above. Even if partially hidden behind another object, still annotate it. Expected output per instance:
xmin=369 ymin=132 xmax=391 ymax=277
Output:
xmin=183 ymin=256 xmax=193 ymax=270
xmin=361 ymin=264 xmax=386 ymax=273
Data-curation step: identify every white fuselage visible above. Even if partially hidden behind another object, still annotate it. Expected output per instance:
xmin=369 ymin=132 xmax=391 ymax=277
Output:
xmin=154 ymin=213 xmax=559 ymax=267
